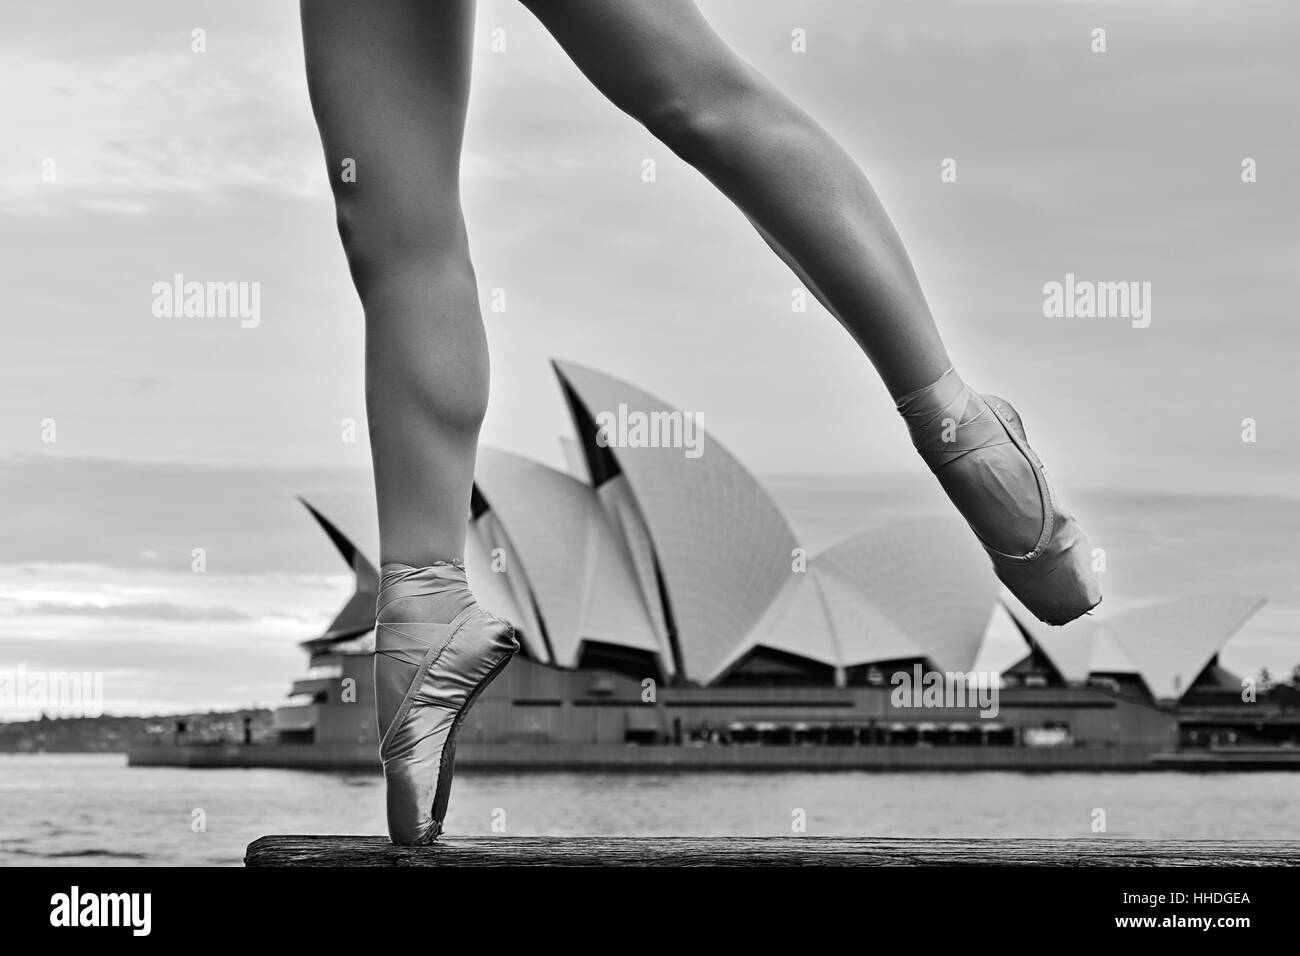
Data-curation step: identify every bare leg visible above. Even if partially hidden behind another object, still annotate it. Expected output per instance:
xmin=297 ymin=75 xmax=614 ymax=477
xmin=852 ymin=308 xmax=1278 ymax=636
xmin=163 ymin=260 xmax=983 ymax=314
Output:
xmin=519 ymin=0 xmax=1047 ymax=557
xmin=302 ymin=2 xmax=523 ymax=845
xmin=520 ymin=0 xmax=950 ymax=399
xmin=301 ymin=0 xmax=485 ymax=567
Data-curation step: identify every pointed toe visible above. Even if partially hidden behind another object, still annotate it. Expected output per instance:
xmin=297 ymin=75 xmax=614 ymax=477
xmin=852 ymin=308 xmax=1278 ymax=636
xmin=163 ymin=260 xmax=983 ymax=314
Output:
xmin=980 ymin=396 xmax=1102 ymax=626
xmin=374 ymin=564 xmax=518 ymax=844
xmin=991 ymin=506 xmax=1102 ymax=626
xmin=897 ymin=370 xmax=1102 ymax=627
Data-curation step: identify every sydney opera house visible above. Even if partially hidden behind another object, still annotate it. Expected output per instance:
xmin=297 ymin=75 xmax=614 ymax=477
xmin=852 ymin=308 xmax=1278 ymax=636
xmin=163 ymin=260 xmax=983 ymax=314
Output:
xmin=131 ymin=361 xmax=1292 ymax=770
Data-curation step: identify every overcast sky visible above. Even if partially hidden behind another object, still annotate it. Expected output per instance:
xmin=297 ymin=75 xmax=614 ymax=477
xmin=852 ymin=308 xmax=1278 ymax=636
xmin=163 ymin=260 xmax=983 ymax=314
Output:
xmin=2 ymin=0 xmax=1298 ymax=714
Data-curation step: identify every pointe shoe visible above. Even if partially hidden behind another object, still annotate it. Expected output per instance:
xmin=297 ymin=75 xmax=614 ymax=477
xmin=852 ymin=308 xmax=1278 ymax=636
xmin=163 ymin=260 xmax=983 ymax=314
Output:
xmin=374 ymin=562 xmax=518 ymax=844
xmin=896 ymin=368 xmax=1102 ymax=626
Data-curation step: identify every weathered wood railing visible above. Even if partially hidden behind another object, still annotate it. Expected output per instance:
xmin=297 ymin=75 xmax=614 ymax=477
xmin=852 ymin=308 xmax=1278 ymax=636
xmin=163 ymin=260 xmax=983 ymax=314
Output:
xmin=245 ymin=836 xmax=1300 ymax=867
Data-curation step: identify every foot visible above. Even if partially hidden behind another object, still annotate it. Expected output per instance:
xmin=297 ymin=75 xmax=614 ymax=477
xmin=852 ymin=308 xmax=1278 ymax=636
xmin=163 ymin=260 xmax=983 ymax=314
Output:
xmin=930 ymin=418 xmax=1043 ymax=557
xmin=374 ymin=562 xmax=518 ymax=844
xmin=896 ymin=369 xmax=1102 ymax=625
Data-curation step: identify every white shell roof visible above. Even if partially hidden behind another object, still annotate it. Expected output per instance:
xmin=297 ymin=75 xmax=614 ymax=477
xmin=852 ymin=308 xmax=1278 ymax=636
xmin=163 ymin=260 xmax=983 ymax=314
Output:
xmin=464 ymin=516 xmax=539 ymax=660
xmin=716 ymin=569 xmax=844 ymax=679
xmin=1098 ymin=594 xmax=1266 ymax=699
xmin=595 ymin=476 xmax=677 ymax=675
xmin=473 ymin=447 xmax=662 ymax=669
xmin=1010 ymin=594 xmax=1266 ymax=699
xmin=813 ymin=568 xmax=928 ymax=666
xmin=552 ymin=360 xmax=798 ymax=683
xmin=814 ymin=518 xmax=998 ymax=673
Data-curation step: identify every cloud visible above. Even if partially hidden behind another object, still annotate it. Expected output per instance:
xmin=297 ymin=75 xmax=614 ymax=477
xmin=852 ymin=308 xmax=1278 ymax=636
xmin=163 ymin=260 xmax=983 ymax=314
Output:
xmin=3 ymin=0 xmax=1299 ymax=491
xmin=2 ymin=0 xmax=1298 ymax=711
xmin=0 ymin=2 xmax=322 ymax=215
xmin=9 ymin=600 xmax=255 ymax=622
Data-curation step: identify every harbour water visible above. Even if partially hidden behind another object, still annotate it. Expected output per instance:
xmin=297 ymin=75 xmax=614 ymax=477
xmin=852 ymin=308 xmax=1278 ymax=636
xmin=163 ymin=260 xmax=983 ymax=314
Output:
xmin=2 ymin=754 xmax=1297 ymax=866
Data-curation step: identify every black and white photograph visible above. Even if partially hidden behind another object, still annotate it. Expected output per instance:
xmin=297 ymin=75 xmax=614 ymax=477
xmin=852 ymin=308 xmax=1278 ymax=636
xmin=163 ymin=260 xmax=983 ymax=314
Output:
xmin=2 ymin=0 xmax=1297 ymax=936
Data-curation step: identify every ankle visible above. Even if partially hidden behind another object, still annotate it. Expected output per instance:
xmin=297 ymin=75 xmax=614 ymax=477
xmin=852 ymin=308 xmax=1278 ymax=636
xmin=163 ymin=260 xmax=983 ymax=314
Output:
xmin=895 ymin=368 xmax=1013 ymax=473
xmin=894 ymin=366 xmax=962 ymax=416
xmin=376 ymin=562 xmax=476 ymax=625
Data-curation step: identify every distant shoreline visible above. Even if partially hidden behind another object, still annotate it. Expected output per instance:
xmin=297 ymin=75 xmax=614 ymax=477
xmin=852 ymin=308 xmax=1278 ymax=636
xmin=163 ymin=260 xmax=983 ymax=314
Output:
xmin=0 ymin=708 xmax=273 ymax=754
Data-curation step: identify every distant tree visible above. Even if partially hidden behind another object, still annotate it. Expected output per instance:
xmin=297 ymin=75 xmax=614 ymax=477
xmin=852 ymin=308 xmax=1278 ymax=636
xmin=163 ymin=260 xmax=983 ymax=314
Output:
xmin=1290 ymin=664 xmax=1300 ymax=689
xmin=1257 ymin=667 xmax=1274 ymax=692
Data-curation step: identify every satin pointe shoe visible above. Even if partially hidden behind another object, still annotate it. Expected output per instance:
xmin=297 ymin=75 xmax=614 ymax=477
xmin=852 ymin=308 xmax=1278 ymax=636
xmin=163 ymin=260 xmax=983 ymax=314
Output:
xmin=896 ymin=367 xmax=1102 ymax=626
xmin=374 ymin=562 xmax=518 ymax=844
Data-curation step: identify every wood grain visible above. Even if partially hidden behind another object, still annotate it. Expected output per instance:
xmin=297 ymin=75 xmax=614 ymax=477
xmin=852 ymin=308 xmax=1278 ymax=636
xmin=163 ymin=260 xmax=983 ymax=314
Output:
xmin=245 ymin=836 xmax=1300 ymax=867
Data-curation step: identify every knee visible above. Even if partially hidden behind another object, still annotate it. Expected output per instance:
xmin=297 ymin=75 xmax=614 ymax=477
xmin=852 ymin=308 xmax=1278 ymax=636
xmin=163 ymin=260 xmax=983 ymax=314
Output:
xmin=332 ymin=185 xmax=470 ymax=299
